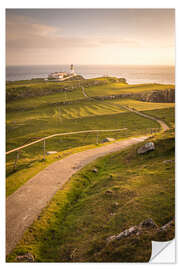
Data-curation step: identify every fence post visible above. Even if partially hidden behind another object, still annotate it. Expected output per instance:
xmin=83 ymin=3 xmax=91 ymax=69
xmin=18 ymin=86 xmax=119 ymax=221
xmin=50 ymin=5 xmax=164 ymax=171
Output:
xmin=13 ymin=150 xmax=19 ymax=171
xmin=43 ymin=139 xmax=46 ymax=160
xmin=96 ymin=133 xmax=99 ymax=145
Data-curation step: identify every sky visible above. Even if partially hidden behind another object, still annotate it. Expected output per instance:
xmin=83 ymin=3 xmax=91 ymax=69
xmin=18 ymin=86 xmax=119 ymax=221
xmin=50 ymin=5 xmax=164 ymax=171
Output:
xmin=6 ymin=9 xmax=175 ymax=66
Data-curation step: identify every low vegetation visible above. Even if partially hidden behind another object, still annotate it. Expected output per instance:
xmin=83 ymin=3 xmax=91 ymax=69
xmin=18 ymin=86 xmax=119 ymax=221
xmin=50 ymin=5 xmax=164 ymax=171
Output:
xmin=7 ymin=129 xmax=175 ymax=262
xmin=6 ymin=78 xmax=175 ymax=195
xmin=85 ymin=82 xmax=174 ymax=97
xmin=6 ymin=76 xmax=125 ymax=102
xmin=6 ymin=76 xmax=175 ymax=262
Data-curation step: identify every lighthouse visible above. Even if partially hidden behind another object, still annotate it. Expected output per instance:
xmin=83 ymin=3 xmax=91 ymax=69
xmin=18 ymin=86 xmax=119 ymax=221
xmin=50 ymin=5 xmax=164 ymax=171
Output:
xmin=70 ymin=64 xmax=75 ymax=75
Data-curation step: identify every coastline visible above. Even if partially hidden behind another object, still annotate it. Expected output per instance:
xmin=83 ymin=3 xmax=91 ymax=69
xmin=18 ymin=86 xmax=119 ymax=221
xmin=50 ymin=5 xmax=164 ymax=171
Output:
xmin=6 ymin=64 xmax=175 ymax=85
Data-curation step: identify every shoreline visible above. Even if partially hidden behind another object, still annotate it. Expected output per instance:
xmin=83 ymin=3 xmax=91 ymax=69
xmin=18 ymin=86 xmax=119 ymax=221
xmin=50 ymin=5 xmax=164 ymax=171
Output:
xmin=6 ymin=65 xmax=175 ymax=85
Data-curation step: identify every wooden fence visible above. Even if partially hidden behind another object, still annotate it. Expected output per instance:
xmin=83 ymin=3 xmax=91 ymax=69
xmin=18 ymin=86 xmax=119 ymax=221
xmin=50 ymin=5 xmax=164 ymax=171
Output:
xmin=6 ymin=128 xmax=128 ymax=171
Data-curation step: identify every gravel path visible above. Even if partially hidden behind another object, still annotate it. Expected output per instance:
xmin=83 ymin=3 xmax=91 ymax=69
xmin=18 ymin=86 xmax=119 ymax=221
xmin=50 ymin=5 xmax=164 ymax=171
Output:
xmin=6 ymin=136 xmax=148 ymax=255
xmin=6 ymin=101 xmax=170 ymax=255
xmin=122 ymin=106 xmax=169 ymax=132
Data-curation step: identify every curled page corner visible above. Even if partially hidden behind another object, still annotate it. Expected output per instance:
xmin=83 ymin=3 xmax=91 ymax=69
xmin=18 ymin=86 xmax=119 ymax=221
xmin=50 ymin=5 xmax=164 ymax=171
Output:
xmin=150 ymin=239 xmax=175 ymax=263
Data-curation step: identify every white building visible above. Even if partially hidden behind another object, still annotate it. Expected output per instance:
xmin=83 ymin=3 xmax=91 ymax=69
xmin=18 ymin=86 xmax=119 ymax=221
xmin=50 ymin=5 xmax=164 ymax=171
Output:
xmin=48 ymin=65 xmax=76 ymax=80
xmin=48 ymin=72 xmax=68 ymax=79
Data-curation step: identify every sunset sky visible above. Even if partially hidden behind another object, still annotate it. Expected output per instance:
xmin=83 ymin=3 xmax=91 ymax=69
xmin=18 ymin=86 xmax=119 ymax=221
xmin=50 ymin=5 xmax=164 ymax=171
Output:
xmin=6 ymin=9 xmax=175 ymax=66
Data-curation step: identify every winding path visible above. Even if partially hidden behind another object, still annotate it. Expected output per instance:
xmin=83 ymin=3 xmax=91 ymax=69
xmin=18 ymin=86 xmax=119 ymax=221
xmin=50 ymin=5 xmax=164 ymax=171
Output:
xmin=6 ymin=102 xmax=169 ymax=255
xmin=6 ymin=136 xmax=148 ymax=255
xmin=122 ymin=106 xmax=169 ymax=132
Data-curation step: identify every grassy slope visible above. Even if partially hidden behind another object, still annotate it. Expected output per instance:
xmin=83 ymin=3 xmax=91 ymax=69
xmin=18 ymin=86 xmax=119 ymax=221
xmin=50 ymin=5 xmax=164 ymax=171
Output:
xmin=7 ymin=129 xmax=175 ymax=262
xmin=85 ymin=83 xmax=174 ymax=97
xmin=6 ymin=110 xmax=158 ymax=196
xmin=143 ymin=107 xmax=175 ymax=128
xmin=6 ymin=144 xmax=98 ymax=197
xmin=6 ymin=79 xmax=174 ymax=196
xmin=6 ymin=78 xmax=175 ymax=262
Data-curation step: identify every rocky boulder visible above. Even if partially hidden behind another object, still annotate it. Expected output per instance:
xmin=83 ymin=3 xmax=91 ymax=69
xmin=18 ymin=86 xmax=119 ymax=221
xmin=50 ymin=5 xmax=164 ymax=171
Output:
xmin=102 ymin=138 xmax=115 ymax=143
xmin=137 ymin=142 xmax=155 ymax=154
xmin=16 ymin=253 xmax=35 ymax=262
xmin=107 ymin=226 xmax=138 ymax=243
xmin=106 ymin=219 xmax=174 ymax=245
xmin=139 ymin=218 xmax=158 ymax=229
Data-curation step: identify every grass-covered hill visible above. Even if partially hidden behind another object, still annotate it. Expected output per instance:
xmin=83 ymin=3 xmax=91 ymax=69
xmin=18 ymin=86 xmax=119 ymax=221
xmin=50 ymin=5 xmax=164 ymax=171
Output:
xmin=7 ymin=129 xmax=175 ymax=262
xmin=6 ymin=76 xmax=126 ymax=102
xmin=6 ymin=76 xmax=175 ymax=262
xmin=6 ymin=77 xmax=175 ymax=195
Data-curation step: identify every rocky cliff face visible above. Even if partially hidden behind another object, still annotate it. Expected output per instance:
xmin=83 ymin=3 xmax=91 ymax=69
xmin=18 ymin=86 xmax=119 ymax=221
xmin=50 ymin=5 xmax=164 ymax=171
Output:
xmin=93 ymin=88 xmax=175 ymax=103
xmin=135 ymin=88 xmax=175 ymax=103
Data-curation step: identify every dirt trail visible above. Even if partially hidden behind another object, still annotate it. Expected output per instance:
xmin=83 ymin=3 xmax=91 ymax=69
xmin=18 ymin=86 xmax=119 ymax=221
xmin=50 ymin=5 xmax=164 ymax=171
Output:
xmin=122 ymin=106 xmax=169 ymax=132
xmin=6 ymin=98 xmax=170 ymax=255
xmin=6 ymin=136 xmax=148 ymax=255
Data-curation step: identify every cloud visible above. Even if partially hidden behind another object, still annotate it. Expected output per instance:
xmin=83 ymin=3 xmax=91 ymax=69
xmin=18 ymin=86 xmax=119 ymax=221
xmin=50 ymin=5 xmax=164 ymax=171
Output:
xmin=6 ymin=14 xmax=142 ymax=50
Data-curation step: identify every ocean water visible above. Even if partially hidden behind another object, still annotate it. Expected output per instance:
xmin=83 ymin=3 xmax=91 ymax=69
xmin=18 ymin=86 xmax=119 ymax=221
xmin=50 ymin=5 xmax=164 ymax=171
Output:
xmin=6 ymin=65 xmax=175 ymax=85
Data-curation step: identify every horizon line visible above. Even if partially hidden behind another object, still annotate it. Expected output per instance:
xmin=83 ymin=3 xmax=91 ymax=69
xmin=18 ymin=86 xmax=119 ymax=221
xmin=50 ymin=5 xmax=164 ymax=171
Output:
xmin=6 ymin=64 xmax=175 ymax=67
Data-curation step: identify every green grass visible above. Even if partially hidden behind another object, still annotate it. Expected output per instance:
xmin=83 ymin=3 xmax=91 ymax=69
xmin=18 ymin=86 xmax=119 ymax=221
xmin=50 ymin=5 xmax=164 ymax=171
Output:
xmin=6 ymin=77 xmax=175 ymax=262
xmin=7 ymin=129 xmax=175 ymax=262
xmin=85 ymin=83 xmax=174 ymax=97
xmin=6 ymin=144 xmax=100 ymax=197
xmin=6 ymin=88 xmax=85 ymax=112
xmin=143 ymin=107 xmax=175 ymax=128
xmin=6 ymin=78 xmax=175 ymax=196
xmin=6 ymin=109 xmax=159 ymax=197
xmin=110 ymin=98 xmax=175 ymax=111
xmin=6 ymin=76 xmax=124 ymax=102
xmin=6 ymin=110 xmax=159 ymax=173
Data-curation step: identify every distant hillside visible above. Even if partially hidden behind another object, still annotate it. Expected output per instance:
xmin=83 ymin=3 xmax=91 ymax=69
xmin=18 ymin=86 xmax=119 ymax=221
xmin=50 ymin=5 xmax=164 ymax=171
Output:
xmin=6 ymin=77 xmax=127 ymax=102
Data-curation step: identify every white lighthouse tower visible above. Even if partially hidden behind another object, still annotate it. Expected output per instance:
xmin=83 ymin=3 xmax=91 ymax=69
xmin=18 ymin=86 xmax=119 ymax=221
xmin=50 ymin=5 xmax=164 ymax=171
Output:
xmin=70 ymin=64 xmax=75 ymax=75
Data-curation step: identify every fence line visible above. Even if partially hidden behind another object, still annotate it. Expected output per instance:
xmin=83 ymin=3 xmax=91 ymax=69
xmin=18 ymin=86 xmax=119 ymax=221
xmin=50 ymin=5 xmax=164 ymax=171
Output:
xmin=6 ymin=128 xmax=127 ymax=155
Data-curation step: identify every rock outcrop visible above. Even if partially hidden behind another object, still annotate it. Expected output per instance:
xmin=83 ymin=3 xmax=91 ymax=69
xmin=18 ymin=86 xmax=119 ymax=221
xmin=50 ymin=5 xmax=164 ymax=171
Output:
xmin=92 ymin=88 xmax=175 ymax=103
xmin=102 ymin=138 xmax=115 ymax=143
xmin=135 ymin=89 xmax=175 ymax=103
xmin=106 ymin=219 xmax=173 ymax=243
xmin=16 ymin=253 xmax=35 ymax=262
xmin=137 ymin=142 xmax=155 ymax=154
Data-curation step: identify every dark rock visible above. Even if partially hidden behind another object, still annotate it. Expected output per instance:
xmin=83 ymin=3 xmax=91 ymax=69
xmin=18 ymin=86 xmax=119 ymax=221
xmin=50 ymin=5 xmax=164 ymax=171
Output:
xmin=159 ymin=220 xmax=174 ymax=231
xmin=16 ymin=253 xmax=35 ymax=262
xmin=107 ymin=226 xmax=138 ymax=243
xmin=105 ymin=190 xmax=113 ymax=195
xmin=92 ymin=168 xmax=98 ymax=173
xmin=139 ymin=218 xmax=158 ymax=229
xmin=102 ymin=137 xmax=115 ymax=143
xmin=137 ymin=142 xmax=155 ymax=154
xmin=106 ymin=219 xmax=174 ymax=244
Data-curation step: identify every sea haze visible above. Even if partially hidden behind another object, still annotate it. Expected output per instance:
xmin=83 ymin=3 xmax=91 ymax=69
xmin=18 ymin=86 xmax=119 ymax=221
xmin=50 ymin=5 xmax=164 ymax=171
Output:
xmin=6 ymin=65 xmax=175 ymax=85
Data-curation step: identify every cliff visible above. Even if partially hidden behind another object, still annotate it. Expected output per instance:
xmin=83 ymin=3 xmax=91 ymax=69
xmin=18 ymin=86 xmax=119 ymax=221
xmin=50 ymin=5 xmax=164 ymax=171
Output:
xmin=92 ymin=88 xmax=175 ymax=103
xmin=134 ymin=88 xmax=175 ymax=103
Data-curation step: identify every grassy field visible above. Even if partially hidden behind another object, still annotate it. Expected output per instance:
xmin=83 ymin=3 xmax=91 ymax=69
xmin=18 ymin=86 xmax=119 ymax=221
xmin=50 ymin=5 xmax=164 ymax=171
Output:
xmin=7 ymin=129 xmax=175 ymax=262
xmin=6 ymin=110 xmax=159 ymax=195
xmin=85 ymin=82 xmax=174 ymax=97
xmin=6 ymin=77 xmax=175 ymax=262
xmin=6 ymin=76 xmax=124 ymax=102
xmin=143 ymin=107 xmax=175 ymax=128
xmin=6 ymin=78 xmax=175 ymax=196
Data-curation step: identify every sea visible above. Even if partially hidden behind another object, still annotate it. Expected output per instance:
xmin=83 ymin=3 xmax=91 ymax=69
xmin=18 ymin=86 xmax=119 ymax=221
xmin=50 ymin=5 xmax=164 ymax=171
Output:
xmin=6 ymin=65 xmax=175 ymax=85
